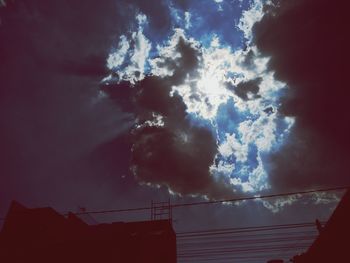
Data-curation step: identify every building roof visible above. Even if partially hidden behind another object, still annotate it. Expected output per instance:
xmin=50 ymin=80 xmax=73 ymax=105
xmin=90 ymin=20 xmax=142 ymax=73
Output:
xmin=293 ymin=189 xmax=350 ymax=262
xmin=1 ymin=200 xmax=174 ymax=241
xmin=0 ymin=201 xmax=177 ymax=263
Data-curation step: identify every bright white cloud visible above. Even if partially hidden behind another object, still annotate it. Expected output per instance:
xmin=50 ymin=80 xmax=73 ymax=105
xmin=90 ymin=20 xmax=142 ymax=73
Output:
xmin=230 ymin=177 xmax=254 ymax=192
xmin=184 ymin=11 xmax=191 ymax=29
xmin=213 ymin=161 xmax=235 ymax=176
xmin=172 ymin=37 xmax=235 ymax=119
xmin=238 ymin=114 xmax=277 ymax=152
xmin=136 ymin=13 xmax=147 ymax=26
xmin=237 ymin=0 xmax=264 ymax=41
xmin=261 ymin=192 xmax=341 ymax=213
xmin=126 ymin=28 xmax=151 ymax=82
xmin=149 ymin=28 xmax=186 ymax=78
xmin=135 ymin=112 xmax=165 ymax=129
xmin=219 ymin=133 xmax=248 ymax=162
xmin=104 ymin=13 xmax=151 ymax=84
xmin=227 ymin=154 xmax=270 ymax=193
xmin=106 ymin=35 xmax=129 ymax=70
xmin=261 ymin=195 xmax=301 ymax=213
xmin=310 ymin=192 xmax=341 ymax=205
xmin=247 ymin=154 xmax=269 ymax=191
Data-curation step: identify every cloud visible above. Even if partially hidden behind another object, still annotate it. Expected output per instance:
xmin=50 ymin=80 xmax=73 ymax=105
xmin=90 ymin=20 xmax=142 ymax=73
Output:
xmin=260 ymin=192 xmax=341 ymax=213
xmin=101 ymin=11 xmax=296 ymax=199
xmin=90 ymin=0 xmax=312 ymax=208
xmin=121 ymin=0 xmax=172 ymax=35
xmin=233 ymin=77 xmax=262 ymax=100
xmin=127 ymin=33 xmax=234 ymax=199
xmin=104 ymin=13 xmax=152 ymax=84
xmin=0 ymin=0 xmax=135 ymax=211
xmin=103 ymin=25 xmax=258 ymax=199
xmin=107 ymin=35 xmax=130 ymax=70
xmin=237 ymin=0 xmax=263 ymax=42
xmin=252 ymin=0 xmax=350 ymax=190
xmin=1 ymin=0 xmax=340 ymax=218
xmin=103 ymin=23 xmax=294 ymax=201
xmin=184 ymin=11 xmax=191 ymax=29
xmin=0 ymin=0 xmax=6 ymax=7
xmin=218 ymin=133 xmax=247 ymax=162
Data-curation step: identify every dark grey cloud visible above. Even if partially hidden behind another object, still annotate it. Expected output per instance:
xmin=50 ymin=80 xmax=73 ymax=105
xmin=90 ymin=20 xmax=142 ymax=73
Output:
xmin=131 ymin=79 xmax=232 ymax=198
xmin=0 ymin=0 xmax=137 ymax=214
xmin=233 ymin=77 xmax=262 ymax=100
xmin=240 ymin=49 xmax=256 ymax=70
xmin=0 ymin=0 xmax=181 ymax=217
xmin=252 ymin=0 xmax=350 ymax=191
xmin=104 ymin=34 xmax=234 ymax=199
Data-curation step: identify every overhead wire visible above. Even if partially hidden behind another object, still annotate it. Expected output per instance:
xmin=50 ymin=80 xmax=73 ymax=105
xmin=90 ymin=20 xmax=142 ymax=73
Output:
xmin=0 ymin=185 xmax=346 ymax=221
xmin=176 ymin=221 xmax=320 ymax=263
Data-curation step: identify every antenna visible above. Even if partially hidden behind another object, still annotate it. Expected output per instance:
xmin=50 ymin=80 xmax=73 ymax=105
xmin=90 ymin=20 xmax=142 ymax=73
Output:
xmin=151 ymin=199 xmax=172 ymax=224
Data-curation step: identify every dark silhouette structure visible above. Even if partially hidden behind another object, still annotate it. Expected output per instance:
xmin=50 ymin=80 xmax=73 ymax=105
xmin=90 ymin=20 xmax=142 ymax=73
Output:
xmin=292 ymin=190 xmax=350 ymax=262
xmin=0 ymin=201 xmax=177 ymax=263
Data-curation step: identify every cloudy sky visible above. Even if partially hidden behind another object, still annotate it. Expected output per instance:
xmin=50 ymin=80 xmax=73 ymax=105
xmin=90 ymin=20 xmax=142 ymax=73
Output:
xmin=0 ymin=0 xmax=349 ymax=250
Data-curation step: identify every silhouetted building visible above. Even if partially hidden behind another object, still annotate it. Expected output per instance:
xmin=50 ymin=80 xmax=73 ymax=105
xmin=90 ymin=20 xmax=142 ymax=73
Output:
xmin=292 ymin=189 xmax=350 ymax=262
xmin=0 ymin=201 xmax=177 ymax=263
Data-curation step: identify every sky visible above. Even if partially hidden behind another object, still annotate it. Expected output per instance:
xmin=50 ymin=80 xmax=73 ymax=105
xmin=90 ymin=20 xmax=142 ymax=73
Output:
xmin=0 ymin=0 xmax=349 ymax=260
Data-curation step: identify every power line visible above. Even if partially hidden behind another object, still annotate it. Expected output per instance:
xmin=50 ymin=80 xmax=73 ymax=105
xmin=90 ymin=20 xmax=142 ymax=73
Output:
xmin=176 ymin=221 xmax=321 ymax=236
xmin=171 ymin=185 xmax=347 ymax=209
xmin=178 ymin=236 xmax=316 ymax=248
xmin=0 ymin=185 xmax=347 ymax=221
xmin=176 ymin=221 xmax=321 ymax=263
xmin=177 ymin=232 xmax=317 ymax=244
xmin=62 ymin=185 xmax=349 ymax=217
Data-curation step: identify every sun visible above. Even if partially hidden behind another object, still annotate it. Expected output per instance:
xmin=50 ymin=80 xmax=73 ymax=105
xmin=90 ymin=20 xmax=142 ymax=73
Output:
xmin=171 ymin=39 xmax=236 ymax=120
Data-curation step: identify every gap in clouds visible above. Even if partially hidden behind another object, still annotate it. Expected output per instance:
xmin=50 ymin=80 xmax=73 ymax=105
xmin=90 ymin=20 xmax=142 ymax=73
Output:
xmin=102 ymin=0 xmax=297 ymax=206
xmin=103 ymin=0 xmax=344 ymax=211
